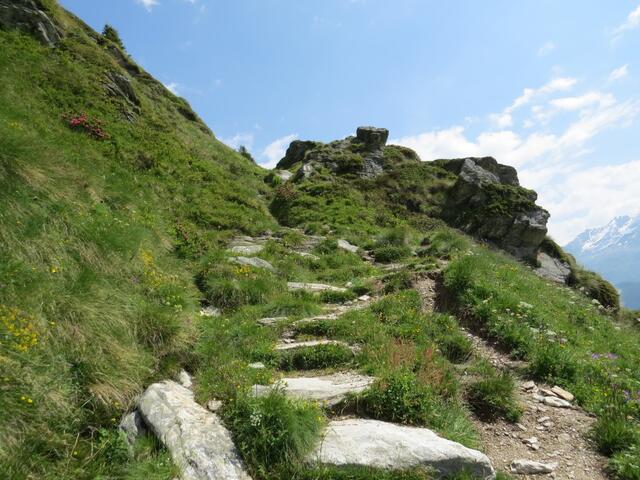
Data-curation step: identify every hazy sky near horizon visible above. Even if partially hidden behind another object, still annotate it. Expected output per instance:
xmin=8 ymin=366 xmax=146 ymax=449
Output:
xmin=59 ymin=0 xmax=640 ymax=243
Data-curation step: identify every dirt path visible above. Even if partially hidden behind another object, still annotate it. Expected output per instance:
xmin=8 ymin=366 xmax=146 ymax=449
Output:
xmin=414 ymin=275 xmax=608 ymax=479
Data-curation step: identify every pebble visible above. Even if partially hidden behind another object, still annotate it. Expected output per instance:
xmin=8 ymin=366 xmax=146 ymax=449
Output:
xmin=552 ymin=385 xmax=575 ymax=402
xmin=511 ymin=459 xmax=558 ymax=475
xmin=206 ymin=399 xmax=223 ymax=412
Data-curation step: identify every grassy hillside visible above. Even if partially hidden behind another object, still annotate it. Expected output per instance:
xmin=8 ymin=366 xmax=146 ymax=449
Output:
xmin=0 ymin=4 xmax=274 ymax=477
xmin=2 ymin=2 xmax=640 ymax=480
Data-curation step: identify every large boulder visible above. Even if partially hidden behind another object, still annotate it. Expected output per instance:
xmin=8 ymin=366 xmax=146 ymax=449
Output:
xmin=308 ymin=419 xmax=495 ymax=479
xmin=251 ymin=372 xmax=374 ymax=406
xmin=276 ymin=127 xmax=391 ymax=179
xmin=138 ymin=381 xmax=252 ymax=480
xmin=356 ymin=126 xmax=389 ymax=151
xmin=440 ymin=157 xmax=549 ymax=261
xmin=277 ymin=140 xmax=318 ymax=170
xmin=0 ymin=0 xmax=61 ymax=47
xmin=535 ymin=251 xmax=571 ymax=284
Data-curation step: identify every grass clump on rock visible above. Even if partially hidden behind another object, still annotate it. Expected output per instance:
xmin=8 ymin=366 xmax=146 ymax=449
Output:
xmin=465 ymin=361 xmax=522 ymax=422
xmin=223 ymin=391 xmax=324 ymax=476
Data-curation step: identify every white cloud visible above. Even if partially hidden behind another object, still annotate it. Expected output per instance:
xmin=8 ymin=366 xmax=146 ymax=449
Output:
xmin=488 ymin=77 xmax=578 ymax=128
xmin=392 ymin=79 xmax=640 ymax=242
xmin=538 ymin=41 xmax=556 ymax=56
xmin=136 ymin=0 xmax=159 ymax=12
xmin=260 ymin=134 xmax=298 ymax=169
xmin=609 ymin=64 xmax=629 ymax=82
xmin=221 ymin=132 xmax=254 ymax=150
xmin=163 ymin=82 xmax=179 ymax=95
xmin=533 ymin=160 xmax=640 ymax=243
xmin=612 ymin=5 xmax=640 ymax=41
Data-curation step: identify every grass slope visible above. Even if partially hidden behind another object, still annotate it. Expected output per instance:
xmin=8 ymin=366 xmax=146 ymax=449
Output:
xmin=0 ymin=7 xmax=274 ymax=478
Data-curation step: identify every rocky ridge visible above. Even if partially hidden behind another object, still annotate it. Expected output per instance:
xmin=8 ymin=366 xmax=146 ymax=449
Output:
xmin=274 ymin=127 xmax=551 ymax=262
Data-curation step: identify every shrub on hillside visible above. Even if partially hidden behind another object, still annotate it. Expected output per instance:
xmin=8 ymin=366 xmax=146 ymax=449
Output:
xmin=197 ymin=261 xmax=284 ymax=310
xmin=278 ymin=343 xmax=354 ymax=371
xmin=372 ymin=245 xmax=411 ymax=263
xmin=62 ymin=112 xmax=109 ymax=140
xmin=466 ymin=361 xmax=522 ymax=422
xmin=355 ymin=369 xmax=477 ymax=446
xmin=101 ymin=24 xmax=126 ymax=51
xmin=223 ymin=391 xmax=324 ymax=472
xmin=382 ymin=271 xmax=413 ymax=294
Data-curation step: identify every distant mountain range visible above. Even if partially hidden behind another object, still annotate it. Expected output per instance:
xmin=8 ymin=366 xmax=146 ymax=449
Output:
xmin=565 ymin=215 xmax=640 ymax=309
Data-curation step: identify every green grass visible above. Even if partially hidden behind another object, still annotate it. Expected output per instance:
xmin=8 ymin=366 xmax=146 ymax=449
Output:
xmin=439 ymin=227 xmax=640 ymax=477
xmin=0 ymin=15 xmax=274 ymax=477
xmin=465 ymin=361 xmax=522 ymax=422
xmin=3 ymin=3 xmax=633 ymax=479
xmin=222 ymin=391 xmax=325 ymax=478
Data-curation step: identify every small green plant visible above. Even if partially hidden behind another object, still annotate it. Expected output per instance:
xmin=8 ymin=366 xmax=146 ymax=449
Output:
xmin=278 ymin=344 xmax=354 ymax=371
xmin=319 ymin=289 xmax=357 ymax=304
xmin=609 ymin=444 xmax=640 ymax=480
xmin=372 ymin=245 xmax=411 ymax=263
xmin=466 ymin=362 xmax=522 ymax=422
xmin=223 ymin=391 xmax=324 ymax=474
xmin=592 ymin=401 xmax=640 ymax=456
xmin=102 ymin=24 xmax=126 ymax=50
xmin=237 ymin=145 xmax=256 ymax=163
xmin=421 ymin=228 xmax=471 ymax=259
xmin=382 ymin=271 xmax=413 ymax=294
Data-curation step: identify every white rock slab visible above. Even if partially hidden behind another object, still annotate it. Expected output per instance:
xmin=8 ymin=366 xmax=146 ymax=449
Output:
xmin=230 ymin=244 xmax=263 ymax=255
xmin=510 ymin=459 xmax=557 ymax=474
xmin=337 ymin=239 xmax=359 ymax=254
xmin=287 ymin=282 xmax=347 ymax=293
xmin=293 ymin=314 xmax=339 ymax=326
xmin=551 ymin=385 xmax=574 ymax=402
xmin=252 ymin=372 xmax=374 ymax=406
xmin=542 ymin=396 xmax=572 ymax=408
xmin=275 ymin=339 xmax=352 ymax=351
xmin=230 ymin=256 xmax=275 ymax=272
xmin=138 ymin=381 xmax=251 ymax=480
xmin=308 ymin=419 xmax=495 ymax=479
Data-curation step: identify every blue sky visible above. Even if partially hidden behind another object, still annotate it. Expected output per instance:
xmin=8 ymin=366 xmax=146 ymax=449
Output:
xmin=59 ymin=0 xmax=640 ymax=243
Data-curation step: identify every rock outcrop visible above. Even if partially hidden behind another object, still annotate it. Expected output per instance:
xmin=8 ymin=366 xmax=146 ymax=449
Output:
xmin=0 ymin=0 xmax=61 ymax=47
xmin=308 ymin=419 xmax=495 ymax=479
xmin=138 ymin=381 xmax=252 ymax=480
xmin=535 ymin=251 xmax=571 ymax=284
xmin=276 ymin=127 xmax=390 ymax=179
xmin=439 ymin=157 xmax=549 ymax=260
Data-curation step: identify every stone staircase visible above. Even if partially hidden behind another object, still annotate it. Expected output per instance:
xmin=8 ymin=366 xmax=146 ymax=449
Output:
xmin=244 ymin=282 xmax=496 ymax=479
xmin=123 ymin=236 xmax=497 ymax=480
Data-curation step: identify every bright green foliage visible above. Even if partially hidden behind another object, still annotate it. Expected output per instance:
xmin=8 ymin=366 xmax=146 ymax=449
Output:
xmin=222 ymin=391 xmax=325 ymax=477
xmin=466 ymin=361 xmax=522 ymax=422
xmin=440 ymin=228 xmax=640 ymax=477
xmin=0 ymin=11 xmax=274 ymax=476
xmin=610 ymin=445 xmax=640 ymax=480
xmin=277 ymin=343 xmax=355 ymax=371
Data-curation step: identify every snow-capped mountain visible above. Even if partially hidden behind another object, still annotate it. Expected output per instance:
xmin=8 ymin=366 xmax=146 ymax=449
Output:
xmin=565 ymin=214 xmax=640 ymax=309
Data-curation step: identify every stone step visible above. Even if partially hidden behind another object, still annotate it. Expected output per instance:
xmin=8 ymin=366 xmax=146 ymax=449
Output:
xmin=275 ymin=339 xmax=354 ymax=351
xmin=230 ymin=256 xmax=276 ymax=272
xmin=292 ymin=313 xmax=340 ymax=326
xmin=230 ymin=244 xmax=263 ymax=255
xmin=256 ymin=316 xmax=288 ymax=326
xmin=307 ymin=419 xmax=495 ymax=480
xmin=251 ymin=372 xmax=374 ymax=406
xmin=138 ymin=381 xmax=251 ymax=480
xmin=287 ymin=282 xmax=347 ymax=293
